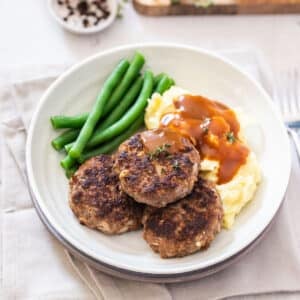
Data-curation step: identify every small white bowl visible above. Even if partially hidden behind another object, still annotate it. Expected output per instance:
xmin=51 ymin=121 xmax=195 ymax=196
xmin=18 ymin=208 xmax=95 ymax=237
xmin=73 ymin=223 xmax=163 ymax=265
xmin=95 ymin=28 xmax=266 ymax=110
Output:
xmin=48 ymin=0 xmax=117 ymax=35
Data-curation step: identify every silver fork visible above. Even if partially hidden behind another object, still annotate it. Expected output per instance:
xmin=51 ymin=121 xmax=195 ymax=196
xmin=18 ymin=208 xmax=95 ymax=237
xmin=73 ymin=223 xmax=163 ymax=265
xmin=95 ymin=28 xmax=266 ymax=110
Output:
xmin=273 ymin=69 xmax=300 ymax=160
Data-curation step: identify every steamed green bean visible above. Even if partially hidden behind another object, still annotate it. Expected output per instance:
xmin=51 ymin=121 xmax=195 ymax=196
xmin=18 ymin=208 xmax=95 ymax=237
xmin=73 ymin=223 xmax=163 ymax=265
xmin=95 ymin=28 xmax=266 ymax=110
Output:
xmin=78 ymin=114 xmax=144 ymax=163
xmin=51 ymin=129 xmax=80 ymax=151
xmin=85 ymin=70 xmax=153 ymax=148
xmin=69 ymin=59 xmax=130 ymax=159
xmin=50 ymin=113 xmax=88 ymax=129
xmin=102 ymin=52 xmax=145 ymax=117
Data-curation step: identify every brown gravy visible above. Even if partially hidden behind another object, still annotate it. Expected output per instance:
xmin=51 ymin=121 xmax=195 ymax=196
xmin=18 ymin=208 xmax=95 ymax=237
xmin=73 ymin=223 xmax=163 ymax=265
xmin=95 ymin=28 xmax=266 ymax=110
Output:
xmin=160 ymin=94 xmax=249 ymax=184
xmin=141 ymin=129 xmax=184 ymax=153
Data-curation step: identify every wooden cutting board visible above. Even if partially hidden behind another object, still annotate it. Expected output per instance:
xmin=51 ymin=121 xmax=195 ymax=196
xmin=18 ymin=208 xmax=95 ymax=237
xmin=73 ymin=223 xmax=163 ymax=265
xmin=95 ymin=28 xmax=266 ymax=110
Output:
xmin=133 ymin=0 xmax=300 ymax=16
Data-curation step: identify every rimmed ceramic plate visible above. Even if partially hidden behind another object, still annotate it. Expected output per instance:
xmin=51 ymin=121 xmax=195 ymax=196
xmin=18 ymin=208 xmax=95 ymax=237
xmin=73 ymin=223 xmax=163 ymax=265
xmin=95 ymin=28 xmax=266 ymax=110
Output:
xmin=26 ymin=44 xmax=291 ymax=281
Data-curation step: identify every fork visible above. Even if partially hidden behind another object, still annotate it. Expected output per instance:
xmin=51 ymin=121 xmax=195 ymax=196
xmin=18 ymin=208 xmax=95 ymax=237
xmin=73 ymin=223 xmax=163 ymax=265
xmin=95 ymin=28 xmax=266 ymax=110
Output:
xmin=273 ymin=69 xmax=300 ymax=160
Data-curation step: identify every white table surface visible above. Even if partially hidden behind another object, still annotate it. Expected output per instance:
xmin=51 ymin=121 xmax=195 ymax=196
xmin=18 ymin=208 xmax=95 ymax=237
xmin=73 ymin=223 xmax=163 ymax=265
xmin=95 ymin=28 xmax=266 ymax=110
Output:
xmin=1 ymin=0 xmax=300 ymax=72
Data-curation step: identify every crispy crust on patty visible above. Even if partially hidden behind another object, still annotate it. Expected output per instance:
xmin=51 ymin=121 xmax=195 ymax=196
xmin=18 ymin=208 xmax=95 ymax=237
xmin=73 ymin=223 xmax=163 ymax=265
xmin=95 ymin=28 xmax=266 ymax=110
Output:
xmin=69 ymin=155 xmax=144 ymax=234
xmin=142 ymin=178 xmax=223 ymax=258
xmin=114 ymin=130 xmax=200 ymax=207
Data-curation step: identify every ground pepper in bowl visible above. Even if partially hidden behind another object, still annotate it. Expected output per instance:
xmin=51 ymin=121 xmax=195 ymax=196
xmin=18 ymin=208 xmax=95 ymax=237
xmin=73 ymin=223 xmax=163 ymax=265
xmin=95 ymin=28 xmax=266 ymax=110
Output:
xmin=56 ymin=0 xmax=110 ymax=28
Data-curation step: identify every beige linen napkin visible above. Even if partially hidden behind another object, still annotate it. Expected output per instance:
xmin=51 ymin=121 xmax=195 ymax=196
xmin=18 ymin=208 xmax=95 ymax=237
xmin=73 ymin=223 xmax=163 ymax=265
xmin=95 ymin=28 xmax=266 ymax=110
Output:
xmin=1 ymin=50 xmax=300 ymax=300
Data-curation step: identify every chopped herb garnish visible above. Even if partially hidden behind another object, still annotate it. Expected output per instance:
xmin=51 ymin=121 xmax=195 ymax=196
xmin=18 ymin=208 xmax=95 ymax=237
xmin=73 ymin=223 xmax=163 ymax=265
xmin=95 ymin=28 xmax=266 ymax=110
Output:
xmin=226 ymin=131 xmax=236 ymax=144
xmin=148 ymin=143 xmax=172 ymax=160
xmin=194 ymin=0 xmax=213 ymax=8
xmin=172 ymin=160 xmax=180 ymax=170
xmin=116 ymin=3 xmax=123 ymax=18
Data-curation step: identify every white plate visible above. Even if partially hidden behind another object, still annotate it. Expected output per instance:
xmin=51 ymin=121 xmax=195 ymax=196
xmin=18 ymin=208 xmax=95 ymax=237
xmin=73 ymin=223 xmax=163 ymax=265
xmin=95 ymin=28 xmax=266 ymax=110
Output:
xmin=26 ymin=44 xmax=291 ymax=278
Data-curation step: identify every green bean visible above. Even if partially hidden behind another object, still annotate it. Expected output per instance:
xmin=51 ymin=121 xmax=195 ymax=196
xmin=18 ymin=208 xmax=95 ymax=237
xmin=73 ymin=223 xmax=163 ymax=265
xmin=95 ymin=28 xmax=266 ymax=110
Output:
xmin=51 ymin=129 xmax=80 ymax=151
xmin=96 ymin=76 xmax=143 ymax=133
xmin=102 ymin=52 xmax=145 ymax=117
xmin=169 ymin=78 xmax=175 ymax=87
xmin=84 ymin=70 xmax=153 ymax=149
xmin=64 ymin=142 xmax=73 ymax=153
xmin=65 ymin=165 xmax=78 ymax=179
xmin=154 ymin=73 xmax=167 ymax=87
xmin=79 ymin=115 xmax=144 ymax=163
xmin=155 ymin=75 xmax=173 ymax=94
xmin=64 ymin=76 xmax=144 ymax=153
xmin=66 ymin=71 xmax=152 ymax=151
xmin=69 ymin=59 xmax=130 ymax=159
xmin=60 ymin=154 xmax=77 ymax=170
xmin=50 ymin=113 xmax=89 ymax=129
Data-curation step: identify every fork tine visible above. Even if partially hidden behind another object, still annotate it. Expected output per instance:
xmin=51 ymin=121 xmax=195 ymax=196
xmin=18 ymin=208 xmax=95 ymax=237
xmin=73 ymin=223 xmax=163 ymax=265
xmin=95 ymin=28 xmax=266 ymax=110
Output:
xmin=273 ymin=69 xmax=300 ymax=122
xmin=273 ymin=73 xmax=281 ymax=103
xmin=294 ymin=69 xmax=300 ymax=112
xmin=285 ymin=71 xmax=291 ymax=112
xmin=272 ymin=74 xmax=281 ymax=112
xmin=272 ymin=75 xmax=279 ymax=103
xmin=284 ymin=71 xmax=293 ymax=114
xmin=288 ymin=69 xmax=298 ymax=114
xmin=275 ymin=72 xmax=288 ymax=115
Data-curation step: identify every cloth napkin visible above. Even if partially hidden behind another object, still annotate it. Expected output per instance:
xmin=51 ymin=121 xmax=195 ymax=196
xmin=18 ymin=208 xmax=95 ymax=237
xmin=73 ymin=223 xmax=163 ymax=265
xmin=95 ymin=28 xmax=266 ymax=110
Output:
xmin=1 ymin=49 xmax=300 ymax=300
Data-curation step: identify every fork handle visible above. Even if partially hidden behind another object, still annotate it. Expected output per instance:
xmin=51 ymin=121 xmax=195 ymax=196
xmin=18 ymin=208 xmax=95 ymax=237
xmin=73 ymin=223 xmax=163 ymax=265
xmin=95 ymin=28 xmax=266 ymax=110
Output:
xmin=288 ymin=128 xmax=300 ymax=162
xmin=286 ymin=120 xmax=300 ymax=128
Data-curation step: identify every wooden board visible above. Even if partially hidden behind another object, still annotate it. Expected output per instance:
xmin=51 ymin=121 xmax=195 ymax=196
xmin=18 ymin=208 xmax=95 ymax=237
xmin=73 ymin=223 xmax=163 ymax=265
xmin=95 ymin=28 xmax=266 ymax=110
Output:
xmin=133 ymin=0 xmax=300 ymax=16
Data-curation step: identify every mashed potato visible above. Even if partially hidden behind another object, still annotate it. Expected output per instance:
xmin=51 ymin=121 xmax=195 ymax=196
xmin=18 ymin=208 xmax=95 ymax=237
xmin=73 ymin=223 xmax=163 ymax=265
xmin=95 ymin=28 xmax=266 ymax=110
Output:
xmin=145 ymin=87 xmax=189 ymax=130
xmin=145 ymin=86 xmax=261 ymax=229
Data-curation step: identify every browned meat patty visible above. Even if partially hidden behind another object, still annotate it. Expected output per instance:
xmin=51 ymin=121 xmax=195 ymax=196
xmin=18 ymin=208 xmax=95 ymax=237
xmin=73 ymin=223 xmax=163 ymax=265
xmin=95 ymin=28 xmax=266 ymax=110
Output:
xmin=114 ymin=129 xmax=200 ymax=207
xmin=142 ymin=178 xmax=223 ymax=258
xmin=69 ymin=155 xmax=144 ymax=234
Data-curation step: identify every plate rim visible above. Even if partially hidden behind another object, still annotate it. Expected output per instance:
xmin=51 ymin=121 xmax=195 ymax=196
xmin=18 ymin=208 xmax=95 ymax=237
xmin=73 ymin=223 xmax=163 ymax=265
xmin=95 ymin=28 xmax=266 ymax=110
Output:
xmin=27 ymin=175 xmax=281 ymax=282
xmin=26 ymin=42 xmax=292 ymax=275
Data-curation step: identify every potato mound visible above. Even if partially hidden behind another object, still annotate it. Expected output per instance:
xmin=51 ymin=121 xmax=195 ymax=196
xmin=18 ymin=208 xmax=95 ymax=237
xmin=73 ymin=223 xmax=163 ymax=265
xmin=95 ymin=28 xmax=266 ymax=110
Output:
xmin=145 ymin=86 xmax=261 ymax=229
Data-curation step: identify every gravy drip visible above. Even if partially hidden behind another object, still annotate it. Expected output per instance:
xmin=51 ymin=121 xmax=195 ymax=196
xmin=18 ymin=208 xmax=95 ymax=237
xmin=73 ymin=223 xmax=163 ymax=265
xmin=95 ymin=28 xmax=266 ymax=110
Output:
xmin=160 ymin=94 xmax=249 ymax=184
xmin=141 ymin=129 xmax=185 ymax=153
